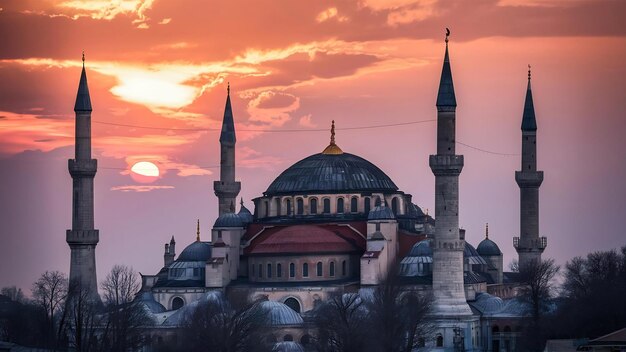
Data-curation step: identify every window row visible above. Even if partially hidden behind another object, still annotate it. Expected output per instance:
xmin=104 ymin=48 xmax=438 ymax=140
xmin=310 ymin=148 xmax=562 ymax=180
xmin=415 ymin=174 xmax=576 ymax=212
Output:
xmin=251 ymin=260 xmax=348 ymax=279
xmin=262 ymin=196 xmax=402 ymax=217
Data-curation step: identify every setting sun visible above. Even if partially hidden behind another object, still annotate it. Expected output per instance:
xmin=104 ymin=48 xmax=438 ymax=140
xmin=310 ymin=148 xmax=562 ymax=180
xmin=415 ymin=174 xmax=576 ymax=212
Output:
xmin=130 ymin=161 xmax=160 ymax=183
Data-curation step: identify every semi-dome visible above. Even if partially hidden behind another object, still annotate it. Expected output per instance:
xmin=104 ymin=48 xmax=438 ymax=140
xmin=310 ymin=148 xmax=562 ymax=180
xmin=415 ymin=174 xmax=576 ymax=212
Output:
xmin=477 ymin=238 xmax=502 ymax=256
xmin=472 ymin=292 xmax=504 ymax=314
xmin=137 ymin=291 xmax=166 ymax=314
xmin=273 ymin=342 xmax=305 ymax=352
xmin=368 ymin=205 xmax=395 ymax=221
xmin=408 ymin=239 xmax=433 ymax=257
xmin=464 ymin=242 xmax=488 ymax=265
xmin=260 ymin=301 xmax=304 ymax=326
xmin=214 ymin=212 xmax=244 ymax=228
xmin=264 ymin=152 xmax=398 ymax=195
xmin=177 ymin=241 xmax=212 ymax=261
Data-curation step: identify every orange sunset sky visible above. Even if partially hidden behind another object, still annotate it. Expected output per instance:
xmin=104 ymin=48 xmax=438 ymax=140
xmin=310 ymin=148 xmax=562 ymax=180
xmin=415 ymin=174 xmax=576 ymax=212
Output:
xmin=1 ymin=0 xmax=625 ymax=293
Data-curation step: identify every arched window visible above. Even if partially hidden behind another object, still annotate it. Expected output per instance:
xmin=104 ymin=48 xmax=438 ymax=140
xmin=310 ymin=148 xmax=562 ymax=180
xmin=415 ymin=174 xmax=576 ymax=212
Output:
xmin=351 ymin=197 xmax=358 ymax=213
xmin=277 ymin=263 xmax=282 ymax=278
xmin=391 ymin=197 xmax=399 ymax=214
xmin=172 ymin=297 xmax=184 ymax=310
xmin=284 ymin=297 xmax=301 ymax=313
xmin=303 ymin=263 xmax=309 ymax=277
xmin=375 ymin=197 xmax=381 ymax=207
xmin=310 ymin=198 xmax=318 ymax=214
xmin=436 ymin=335 xmax=443 ymax=347
xmin=297 ymin=198 xmax=304 ymax=215
xmin=364 ymin=198 xmax=371 ymax=213
xmin=323 ymin=198 xmax=330 ymax=213
xmin=337 ymin=198 xmax=344 ymax=213
xmin=317 ymin=262 xmax=323 ymax=276
xmin=301 ymin=335 xmax=311 ymax=345
xmin=275 ymin=198 xmax=281 ymax=216
xmin=330 ymin=262 xmax=335 ymax=277
xmin=492 ymin=325 xmax=500 ymax=333
xmin=284 ymin=334 xmax=293 ymax=342
xmin=289 ymin=263 xmax=295 ymax=278
xmin=264 ymin=200 xmax=269 ymax=217
xmin=342 ymin=260 xmax=347 ymax=276
xmin=286 ymin=199 xmax=292 ymax=216
xmin=267 ymin=263 xmax=272 ymax=278
xmin=251 ymin=264 xmax=255 ymax=277
xmin=258 ymin=264 xmax=263 ymax=278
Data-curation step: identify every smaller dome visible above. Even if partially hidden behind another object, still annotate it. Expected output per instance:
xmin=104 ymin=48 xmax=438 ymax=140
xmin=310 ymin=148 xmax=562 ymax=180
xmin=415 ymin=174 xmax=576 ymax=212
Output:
xmin=464 ymin=242 xmax=488 ymax=265
xmin=214 ymin=212 xmax=244 ymax=228
xmin=137 ymin=292 xmax=166 ymax=314
xmin=472 ymin=292 xmax=504 ymax=314
xmin=260 ymin=301 xmax=304 ymax=326
xmin=368 ymin=205 xmax=395 ymax=221
xmin=177 ymin=241 xmax=212 ymax=261
xmin=477 ymin=238 xmax=502 ymax=256
xmin=238 ymin=202 xmax=253 ymax=225
xmin=273 ymin=342 xmax=305 ymax=352
xmin=406 ymin=203 xmax=425 ymax=218
xmin=408 ymin=239 xmax=433 ymax=257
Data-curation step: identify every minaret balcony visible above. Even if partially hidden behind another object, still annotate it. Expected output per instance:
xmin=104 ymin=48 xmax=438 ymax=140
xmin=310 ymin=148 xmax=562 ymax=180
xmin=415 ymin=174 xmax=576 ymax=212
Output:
xmin=213 ymin=180 xmax=241 ymax=196
xmin=513 ymin=236 xmax=547 ymax=251
xmin=515 ymin=171 xmax=543 ymax=188
xmin=68 ymin=159 xmax=97 ymax=177
xmin=66 ymin=229 xmax=99 ymax=245
xmin=429 ymin=155 xmax=464 ymax=176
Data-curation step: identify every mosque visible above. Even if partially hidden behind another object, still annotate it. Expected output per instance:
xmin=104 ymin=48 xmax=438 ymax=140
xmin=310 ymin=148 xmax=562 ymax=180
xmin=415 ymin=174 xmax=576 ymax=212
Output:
xmin=66 ymin=32 xmax=546 ymax=351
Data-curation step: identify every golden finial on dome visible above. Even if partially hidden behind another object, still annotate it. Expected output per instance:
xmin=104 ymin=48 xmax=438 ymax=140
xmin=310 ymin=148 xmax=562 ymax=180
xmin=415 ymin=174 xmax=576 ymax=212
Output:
xmin=322 ymin=120 xmax=343 ymax=155
xmin=485 ymin=222 xmax=489 ymax=239
xmin=196 ymin=219 xmax=200 ymax=242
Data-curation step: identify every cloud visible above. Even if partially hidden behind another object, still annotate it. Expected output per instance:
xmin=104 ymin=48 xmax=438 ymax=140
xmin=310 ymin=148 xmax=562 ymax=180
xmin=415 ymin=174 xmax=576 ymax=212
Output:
xmin=238 ymin=146 xmax=286 ymax=170
xmin=316 ymin=7 xmax=349 ymax=23
xmin=298 ymin=114 xmax=316 ymax=128
xmin=385 ymin=0 xmax=439 ymax=26
xmin=497 ymin=0 xmax=583 ymax=7
xmin=246 ymin=91 xmax=300 ymax=127
xmin=0 ymin=110 xmax=73 ymax=155
xmin=57 ymin=0 xmax=156 ymax=27
xmin=110 ymin=185 xmax=175 ymax=192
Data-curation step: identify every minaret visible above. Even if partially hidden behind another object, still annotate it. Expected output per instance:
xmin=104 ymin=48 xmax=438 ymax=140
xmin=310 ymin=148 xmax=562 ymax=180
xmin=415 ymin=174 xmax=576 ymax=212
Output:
xmin=514 ymin=66 xmax=546 ymax=267
xmin=213 ymin=83 xmax=241 ymax=216
xmin=66 ymin=52 xmax=99 ymax=298
xmin=428 ymin=29 xmax=472 ymax=317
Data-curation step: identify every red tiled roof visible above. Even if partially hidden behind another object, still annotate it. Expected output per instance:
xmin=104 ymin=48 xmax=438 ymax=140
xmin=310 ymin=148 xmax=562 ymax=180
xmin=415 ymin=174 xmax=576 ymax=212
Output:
xmin=245 ymin=224 xmax=366 ymax=256
xmin=398 ymin=230 xmax=426 ymax=258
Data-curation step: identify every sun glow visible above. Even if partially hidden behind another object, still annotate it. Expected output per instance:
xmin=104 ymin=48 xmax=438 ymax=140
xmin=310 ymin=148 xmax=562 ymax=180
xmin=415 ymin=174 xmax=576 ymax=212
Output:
xmin=131 ymin=161 xmax=160 ymax=180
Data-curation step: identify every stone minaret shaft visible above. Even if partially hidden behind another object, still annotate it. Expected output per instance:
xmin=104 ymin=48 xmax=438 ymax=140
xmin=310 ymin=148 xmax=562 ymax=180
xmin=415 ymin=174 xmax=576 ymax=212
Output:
xmin=66 ymin=55 xmax=99 ymax=296
xmin=428 ymin=35 xmax=472 ymax=316
xmin=213 ymin=84 xmax=241 ymax=216
xmin=515 ymin=68 xmax=545 ymax=267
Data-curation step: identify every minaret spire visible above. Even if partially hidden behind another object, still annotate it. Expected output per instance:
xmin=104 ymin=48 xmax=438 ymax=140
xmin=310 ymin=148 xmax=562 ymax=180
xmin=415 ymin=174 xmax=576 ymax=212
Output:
xmin=429 ymin=28 xmax=473 ymax=323
xmin=67 ymin=52 xmax=100 ymax=300
xmin=515 ymin=67 xmax=545 ymax=266
xmin=214 ymin=83 xmax=241 ymax=216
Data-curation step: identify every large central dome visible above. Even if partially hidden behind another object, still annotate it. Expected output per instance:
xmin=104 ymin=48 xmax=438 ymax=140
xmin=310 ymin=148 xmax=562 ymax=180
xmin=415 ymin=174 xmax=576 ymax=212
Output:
xmin=265 ymin=152 xmax=398 ymax=195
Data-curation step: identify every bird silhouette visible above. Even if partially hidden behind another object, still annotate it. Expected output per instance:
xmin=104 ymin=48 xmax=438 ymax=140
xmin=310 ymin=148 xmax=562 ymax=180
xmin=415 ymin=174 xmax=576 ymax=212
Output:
xmin=446 ymin=28 xmax=450 ymax=37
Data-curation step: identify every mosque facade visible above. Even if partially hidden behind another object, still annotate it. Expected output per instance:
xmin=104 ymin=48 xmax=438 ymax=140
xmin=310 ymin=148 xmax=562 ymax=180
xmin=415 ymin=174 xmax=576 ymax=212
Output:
xmin=68 ymin=33 xmax=544 ymax=351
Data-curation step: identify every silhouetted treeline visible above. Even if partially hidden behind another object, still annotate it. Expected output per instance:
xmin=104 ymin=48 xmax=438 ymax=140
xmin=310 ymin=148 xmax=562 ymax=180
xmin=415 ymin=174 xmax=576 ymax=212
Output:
xmin=548 ymin=246 xmax=626 ymax=340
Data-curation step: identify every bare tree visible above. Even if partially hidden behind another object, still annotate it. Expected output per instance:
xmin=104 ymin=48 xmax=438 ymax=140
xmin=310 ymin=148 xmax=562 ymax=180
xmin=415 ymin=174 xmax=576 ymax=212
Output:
xmin=101 ymin=265 xmax=140 ymax=306
xmin=99 ymin=265 xmax=152 ymax=352
xmin=556 ymin=246 xmax=626 ymax=339
xmin=31 ymin=270 xmax=68 ymax=346
xmin=63 ymin=279 xmax=102 ymax=352
xmin=367 ymin=273 xmax=434 ymax=352
xmin=511 ymin=258 xmax=560 ymax=322
xmin=179 ymin=295 xmax=271 ymax=352
xmin=510 ymin=258 xmax=560 ymax=351
xmin=313 ymin=293 xmax=371 ymax=352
